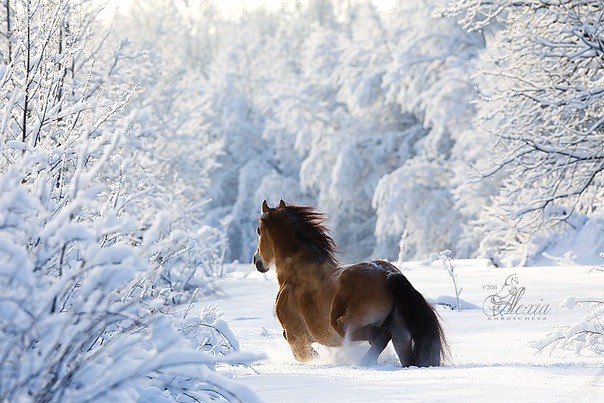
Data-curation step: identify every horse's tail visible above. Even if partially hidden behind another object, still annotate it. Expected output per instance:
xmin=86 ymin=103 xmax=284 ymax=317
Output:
xmin=387 ymin=272 xmax=449 ymax=367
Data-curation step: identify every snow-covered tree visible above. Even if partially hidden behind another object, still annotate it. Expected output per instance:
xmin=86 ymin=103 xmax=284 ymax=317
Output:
xmin=305 ymin=3 xmax=420 ymax=260
xmin=373 ymin=156 xmax=463 ymax=261
xmin=447 ymin=0 xmax=604 ymax=265
xmin=370 ymin=0 xmax=486 ymax=260
xmin=111 ymin=0 xmax=229 ymax=289
xmin=131 ymin=0 xmax=602 ymax=267
xmin=199 ymin=15 xmax=272 ymax=262
xmin=197 ymin=0 xmax=489 ymax=262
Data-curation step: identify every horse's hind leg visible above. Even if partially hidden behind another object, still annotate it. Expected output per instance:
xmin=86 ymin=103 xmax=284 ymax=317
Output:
xmin=389 ymin=308 xmax=413 ymax=367
xmin=361 ymin=325 xmax=391 ymax=366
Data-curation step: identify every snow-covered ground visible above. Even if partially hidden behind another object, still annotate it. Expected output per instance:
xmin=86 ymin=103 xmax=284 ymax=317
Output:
xmin=209 ymin=261 xmax=603 ymax=402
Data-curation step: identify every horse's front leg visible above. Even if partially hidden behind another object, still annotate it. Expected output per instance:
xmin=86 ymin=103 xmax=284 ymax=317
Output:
xmin=278 ymin=311 xmax=318 ymax=361
xmin=283 ymin=328 xmax=318 ymax=362
xmin=276 ymin=287 xmax=319 ymax=362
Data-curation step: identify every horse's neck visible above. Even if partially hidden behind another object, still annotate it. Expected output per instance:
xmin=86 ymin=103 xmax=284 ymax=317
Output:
xmin=274 ymin=254 xmax=338 ymax=287
xmin=274 ymin=254 xmax=305 ymax=285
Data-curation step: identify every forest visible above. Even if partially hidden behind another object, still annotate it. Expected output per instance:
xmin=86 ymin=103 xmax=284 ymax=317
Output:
xmin=0 ymin=0 xmax=602 ymax=401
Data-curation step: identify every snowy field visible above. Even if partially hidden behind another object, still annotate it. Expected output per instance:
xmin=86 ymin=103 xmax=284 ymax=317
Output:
xmin=209 ymin=262 xmax=603 ymax=402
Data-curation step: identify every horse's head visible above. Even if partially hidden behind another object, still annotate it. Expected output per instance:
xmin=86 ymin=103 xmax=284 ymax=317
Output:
xmin=252 ymin=199 xmax=286 ymax=273
xmin=252 ymin=199 xmax=337 ymax=272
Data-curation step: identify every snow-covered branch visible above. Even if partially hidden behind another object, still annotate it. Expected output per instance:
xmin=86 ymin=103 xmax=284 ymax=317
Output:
xmin=533 ymin=296 xmax=604 ymax=356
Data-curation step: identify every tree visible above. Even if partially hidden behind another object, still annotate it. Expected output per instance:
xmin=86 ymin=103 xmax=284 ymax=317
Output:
xmin=447 ymin=0 xmax=604 ymax=264
xmin=199 ymin=14 xmax=273 ymax=262
xmin=113 ymin=0 xmax=228 ymax=285
xmin=0 ymin=0 xmax=12 ymax=63
xmin=373 ymin=156 xmax=463 ymax=261
xmin=372 ymin=0 xmax=487 ymax=260
xmin=196 ymin=0 xmax=489 ymax=262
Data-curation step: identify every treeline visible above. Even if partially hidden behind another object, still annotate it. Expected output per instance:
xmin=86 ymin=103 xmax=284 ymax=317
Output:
xmin=182 ymin=0 xmax=602 ymax=266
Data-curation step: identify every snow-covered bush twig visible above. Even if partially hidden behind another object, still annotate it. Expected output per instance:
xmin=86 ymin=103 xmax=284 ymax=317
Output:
xmin=430 ymin=250 xmax=462 ymax=311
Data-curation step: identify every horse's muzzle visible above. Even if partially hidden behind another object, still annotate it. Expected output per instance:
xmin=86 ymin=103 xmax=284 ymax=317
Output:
xmin=253 ymin=252 xmax=269 ymax=273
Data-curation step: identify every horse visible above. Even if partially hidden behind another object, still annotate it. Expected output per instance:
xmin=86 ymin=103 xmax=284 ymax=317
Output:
xmin=252 ymin=199 xmax=448 ymax=367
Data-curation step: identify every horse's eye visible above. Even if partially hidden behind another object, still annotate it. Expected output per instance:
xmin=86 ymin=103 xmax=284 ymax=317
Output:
xmin=256 ymin=226 xmax=261 ymax=235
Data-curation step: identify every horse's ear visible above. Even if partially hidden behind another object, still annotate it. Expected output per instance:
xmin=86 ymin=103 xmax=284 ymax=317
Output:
xmin=278 ymin=199 xmax=286 ymax=210
xmin=262 ymin=200 xmax=270 ymax=213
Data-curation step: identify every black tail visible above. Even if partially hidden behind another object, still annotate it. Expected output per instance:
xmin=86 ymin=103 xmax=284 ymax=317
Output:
xmin=387 ymin=272 xmax=449 ymax=367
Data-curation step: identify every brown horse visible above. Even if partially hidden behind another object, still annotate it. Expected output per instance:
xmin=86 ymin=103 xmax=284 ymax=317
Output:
xmin=253 ymin=200 xmax=448 ymax=367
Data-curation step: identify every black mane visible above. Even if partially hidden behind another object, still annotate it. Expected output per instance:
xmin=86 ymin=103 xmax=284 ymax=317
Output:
xmin=281 ymin=204 xmax=339 ymax=266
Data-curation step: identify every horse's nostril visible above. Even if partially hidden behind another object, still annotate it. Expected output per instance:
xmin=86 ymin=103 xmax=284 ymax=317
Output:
xmin=253 ymin=253 xmax=269 ymax=273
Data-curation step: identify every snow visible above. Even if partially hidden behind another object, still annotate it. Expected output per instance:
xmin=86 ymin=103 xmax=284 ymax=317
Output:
xmin=536 ymin=213 xmax=604 ymax=266
xmin=563 ymin=296 xmax=579 ymax=310
xmin=2 ymin=0 xmax=603 ymax=400
xmin=209 ymin=262 xmax=604 ymax=402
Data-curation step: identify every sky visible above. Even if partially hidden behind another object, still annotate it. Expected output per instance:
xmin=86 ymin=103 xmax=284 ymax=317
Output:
xmin=216 ymin=0 xmax=397 ymax=19
xmin=102 ymin=0 xmax=294 ymax=21
xmin=103 ymin=0 xmax=397 ymax=22
xmin=218 ymin=0 xmax=286 ymax=16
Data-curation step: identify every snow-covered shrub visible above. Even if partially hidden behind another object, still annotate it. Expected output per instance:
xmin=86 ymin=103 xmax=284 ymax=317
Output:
xmin=532 ymin=256 xmax=604 ymax=356
xmin=540 ymin=215 xmax=604 ymax=267
xmin=0 ymin=162 xmax=257 ymax=401
xmin=142 ymin=217 xmax=230 ymax=304
xmin=533 ymin=296 xmax=604 ymax=356
xmin=0 ymin=1 xmax=254 ymax=400
xmin=478 ymin=209 xmax=604 ymax=268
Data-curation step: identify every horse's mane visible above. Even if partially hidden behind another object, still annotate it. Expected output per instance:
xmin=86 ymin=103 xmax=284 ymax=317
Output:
xmin=281 ymin=204 xmax=339 ymax=266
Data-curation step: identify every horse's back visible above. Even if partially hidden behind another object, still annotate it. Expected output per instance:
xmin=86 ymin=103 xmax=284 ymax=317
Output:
xmin=337 ymin=260 xmax=399 ymax=287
